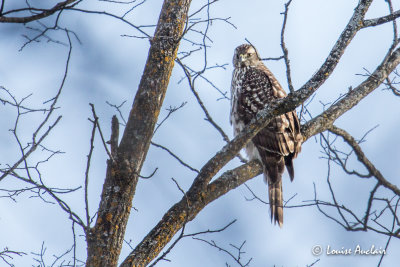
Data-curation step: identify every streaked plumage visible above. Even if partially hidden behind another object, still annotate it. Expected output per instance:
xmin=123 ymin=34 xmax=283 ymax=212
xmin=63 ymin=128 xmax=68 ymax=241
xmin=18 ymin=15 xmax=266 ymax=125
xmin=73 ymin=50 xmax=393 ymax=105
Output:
xmin=230 ymin=44 xmax=302 ymax=227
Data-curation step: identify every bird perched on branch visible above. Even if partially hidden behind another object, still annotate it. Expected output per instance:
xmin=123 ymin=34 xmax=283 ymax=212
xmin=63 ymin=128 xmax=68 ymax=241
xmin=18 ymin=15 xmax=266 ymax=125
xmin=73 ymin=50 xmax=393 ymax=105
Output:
xmin=230 ymin=44 xmax=302 ymax=227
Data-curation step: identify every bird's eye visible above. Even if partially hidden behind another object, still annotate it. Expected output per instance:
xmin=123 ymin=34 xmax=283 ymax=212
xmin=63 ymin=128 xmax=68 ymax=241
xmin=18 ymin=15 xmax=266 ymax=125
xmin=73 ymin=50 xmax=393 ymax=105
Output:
xmin=247 ymin=53 xmax=252 ymax=56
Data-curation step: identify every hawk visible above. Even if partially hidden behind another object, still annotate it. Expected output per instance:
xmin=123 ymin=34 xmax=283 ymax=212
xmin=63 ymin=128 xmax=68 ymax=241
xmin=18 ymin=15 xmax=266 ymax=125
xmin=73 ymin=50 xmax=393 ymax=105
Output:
xmin=230 ymin=44 xmax=302 ymax=227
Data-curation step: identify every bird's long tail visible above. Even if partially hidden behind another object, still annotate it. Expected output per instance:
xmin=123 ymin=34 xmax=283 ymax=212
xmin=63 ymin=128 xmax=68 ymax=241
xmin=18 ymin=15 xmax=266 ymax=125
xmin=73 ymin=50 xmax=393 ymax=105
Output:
xmin=263 ymin=155 xmax=285 ymax=227
xmin=268 ymin=177 xmax=283 ymax=228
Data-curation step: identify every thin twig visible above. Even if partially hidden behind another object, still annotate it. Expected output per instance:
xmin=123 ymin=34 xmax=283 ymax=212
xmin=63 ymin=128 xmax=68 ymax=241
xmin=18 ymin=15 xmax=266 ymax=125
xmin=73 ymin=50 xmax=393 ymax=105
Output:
xmin=90 ymin=103 xmax=113 ymax=161
xmin=328 ymin=125 xmax=400 ymax=196
xmin=151 ymin=142 xmax=199 ymax=173
xmin=84 ymin=106 xmax=97 ymax=230
xmin=280 ymin=0 xmax=294 ymax=93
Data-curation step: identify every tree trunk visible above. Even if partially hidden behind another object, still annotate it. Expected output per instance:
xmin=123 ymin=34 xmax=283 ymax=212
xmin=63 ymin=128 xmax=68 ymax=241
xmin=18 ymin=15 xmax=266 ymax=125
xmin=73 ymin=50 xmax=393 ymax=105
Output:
xmin=85 ymin=1 xmax=192 ymax=266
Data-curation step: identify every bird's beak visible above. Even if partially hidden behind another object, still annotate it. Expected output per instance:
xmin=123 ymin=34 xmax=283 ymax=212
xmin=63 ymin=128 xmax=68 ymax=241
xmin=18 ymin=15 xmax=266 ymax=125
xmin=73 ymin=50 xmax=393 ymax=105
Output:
xmin=239 ymin=54 xmax=246 ymax=63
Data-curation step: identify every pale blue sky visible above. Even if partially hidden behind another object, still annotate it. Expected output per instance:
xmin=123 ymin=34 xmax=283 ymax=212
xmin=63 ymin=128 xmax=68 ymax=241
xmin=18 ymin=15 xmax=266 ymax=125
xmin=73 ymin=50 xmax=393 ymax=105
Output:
xmin=1 ymin=0 xmax=399 ymax=266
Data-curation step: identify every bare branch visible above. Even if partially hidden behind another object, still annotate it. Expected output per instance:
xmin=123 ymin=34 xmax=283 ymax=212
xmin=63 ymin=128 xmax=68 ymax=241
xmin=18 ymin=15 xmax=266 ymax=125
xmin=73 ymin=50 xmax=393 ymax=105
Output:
xmin=0 ymin=0 xmax=79 ymax=23
xmin=328 ymin=125 xmax=400 ymax=196
xmin=192 ymin=238 xmax=252 ymax=267
xmin=177 ymin=58 xmax=229 ymax=143
xmin=302 ymin=46 xmax=400 ymax=140
xmin=106 ymin=101 xmax=128 ymax=125
xmin=280 ymin=0 xmax=294 ymax=93
xmin=0 ymin=29 xmax=73 ymax=182
xmin=363 ymin=9 xmax=400 ymax=28
xmin=66 ymin=7 xmax=151 ymax=38
xmin=90 ymin=104 xmax=113 ymax=161
xmin=122 ymin=160 xmax=262 ymax=266
xmin=243 ymin=183 xmax=268 ymax=205
xmin=307 ymin=258 xmax=320 ymax=267
xmin=0 ymin=248 xmax=27 ymax=266
xmin=385 ymin=76 xmax=400 ymax=96
xmin=386 ymin=0 xmax=399 ymax=49
xmin=176 ymin=58 xmax=247 ymax=163
xmin=295 ymin=0 xmax=373 ymax=95
xmin=84 ymin=106 xmax=98 ymax=231
xmin=261 ymin=55 xmax=284 ymax=61
xmin=153 ymin=102 xmax=187 ymax=135
xmin=110 ymin=115 xmax=120 ymax=157
xmin=122 ymin=0 xmax=147 ymax=18
xmin=151 ymin=142 xmax=200 ymax=173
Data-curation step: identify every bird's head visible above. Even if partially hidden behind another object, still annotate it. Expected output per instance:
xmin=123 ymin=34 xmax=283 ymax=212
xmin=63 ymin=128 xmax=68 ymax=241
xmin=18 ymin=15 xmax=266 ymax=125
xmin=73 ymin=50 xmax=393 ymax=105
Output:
xmin=233 ymin=44 xmax=261 ymax=68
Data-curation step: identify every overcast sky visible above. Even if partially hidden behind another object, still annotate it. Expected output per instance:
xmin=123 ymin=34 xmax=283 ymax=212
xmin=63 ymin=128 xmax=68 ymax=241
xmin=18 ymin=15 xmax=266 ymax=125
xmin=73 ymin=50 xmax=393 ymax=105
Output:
xmin=1 ymin=0 xmax=400 ymax=266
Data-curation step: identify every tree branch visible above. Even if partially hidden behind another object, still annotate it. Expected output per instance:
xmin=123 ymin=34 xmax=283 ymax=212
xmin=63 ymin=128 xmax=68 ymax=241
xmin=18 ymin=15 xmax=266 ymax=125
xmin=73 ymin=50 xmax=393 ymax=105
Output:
xmin=120 ymin=160 xmax=262 ymax=266
xmin=302 ymin=46 xmax=400 ymax=140
xmin=328 ymin=125 xmax=400 ymax=196
xmin=0 ymin=0 xmax=79 ymax=23
xmin=363 ymin=9 xmax=400 ymax=28
xmin=151 ymin=141 xmax=200 ymax=173
xmin=280 ymin=0 xmax=294 ymax=93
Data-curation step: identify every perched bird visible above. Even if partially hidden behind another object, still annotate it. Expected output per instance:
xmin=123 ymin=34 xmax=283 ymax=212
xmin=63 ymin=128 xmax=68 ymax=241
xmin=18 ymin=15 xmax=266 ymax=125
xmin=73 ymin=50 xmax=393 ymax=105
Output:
xmin=230 ymin=44 xmax=302 ymax=227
